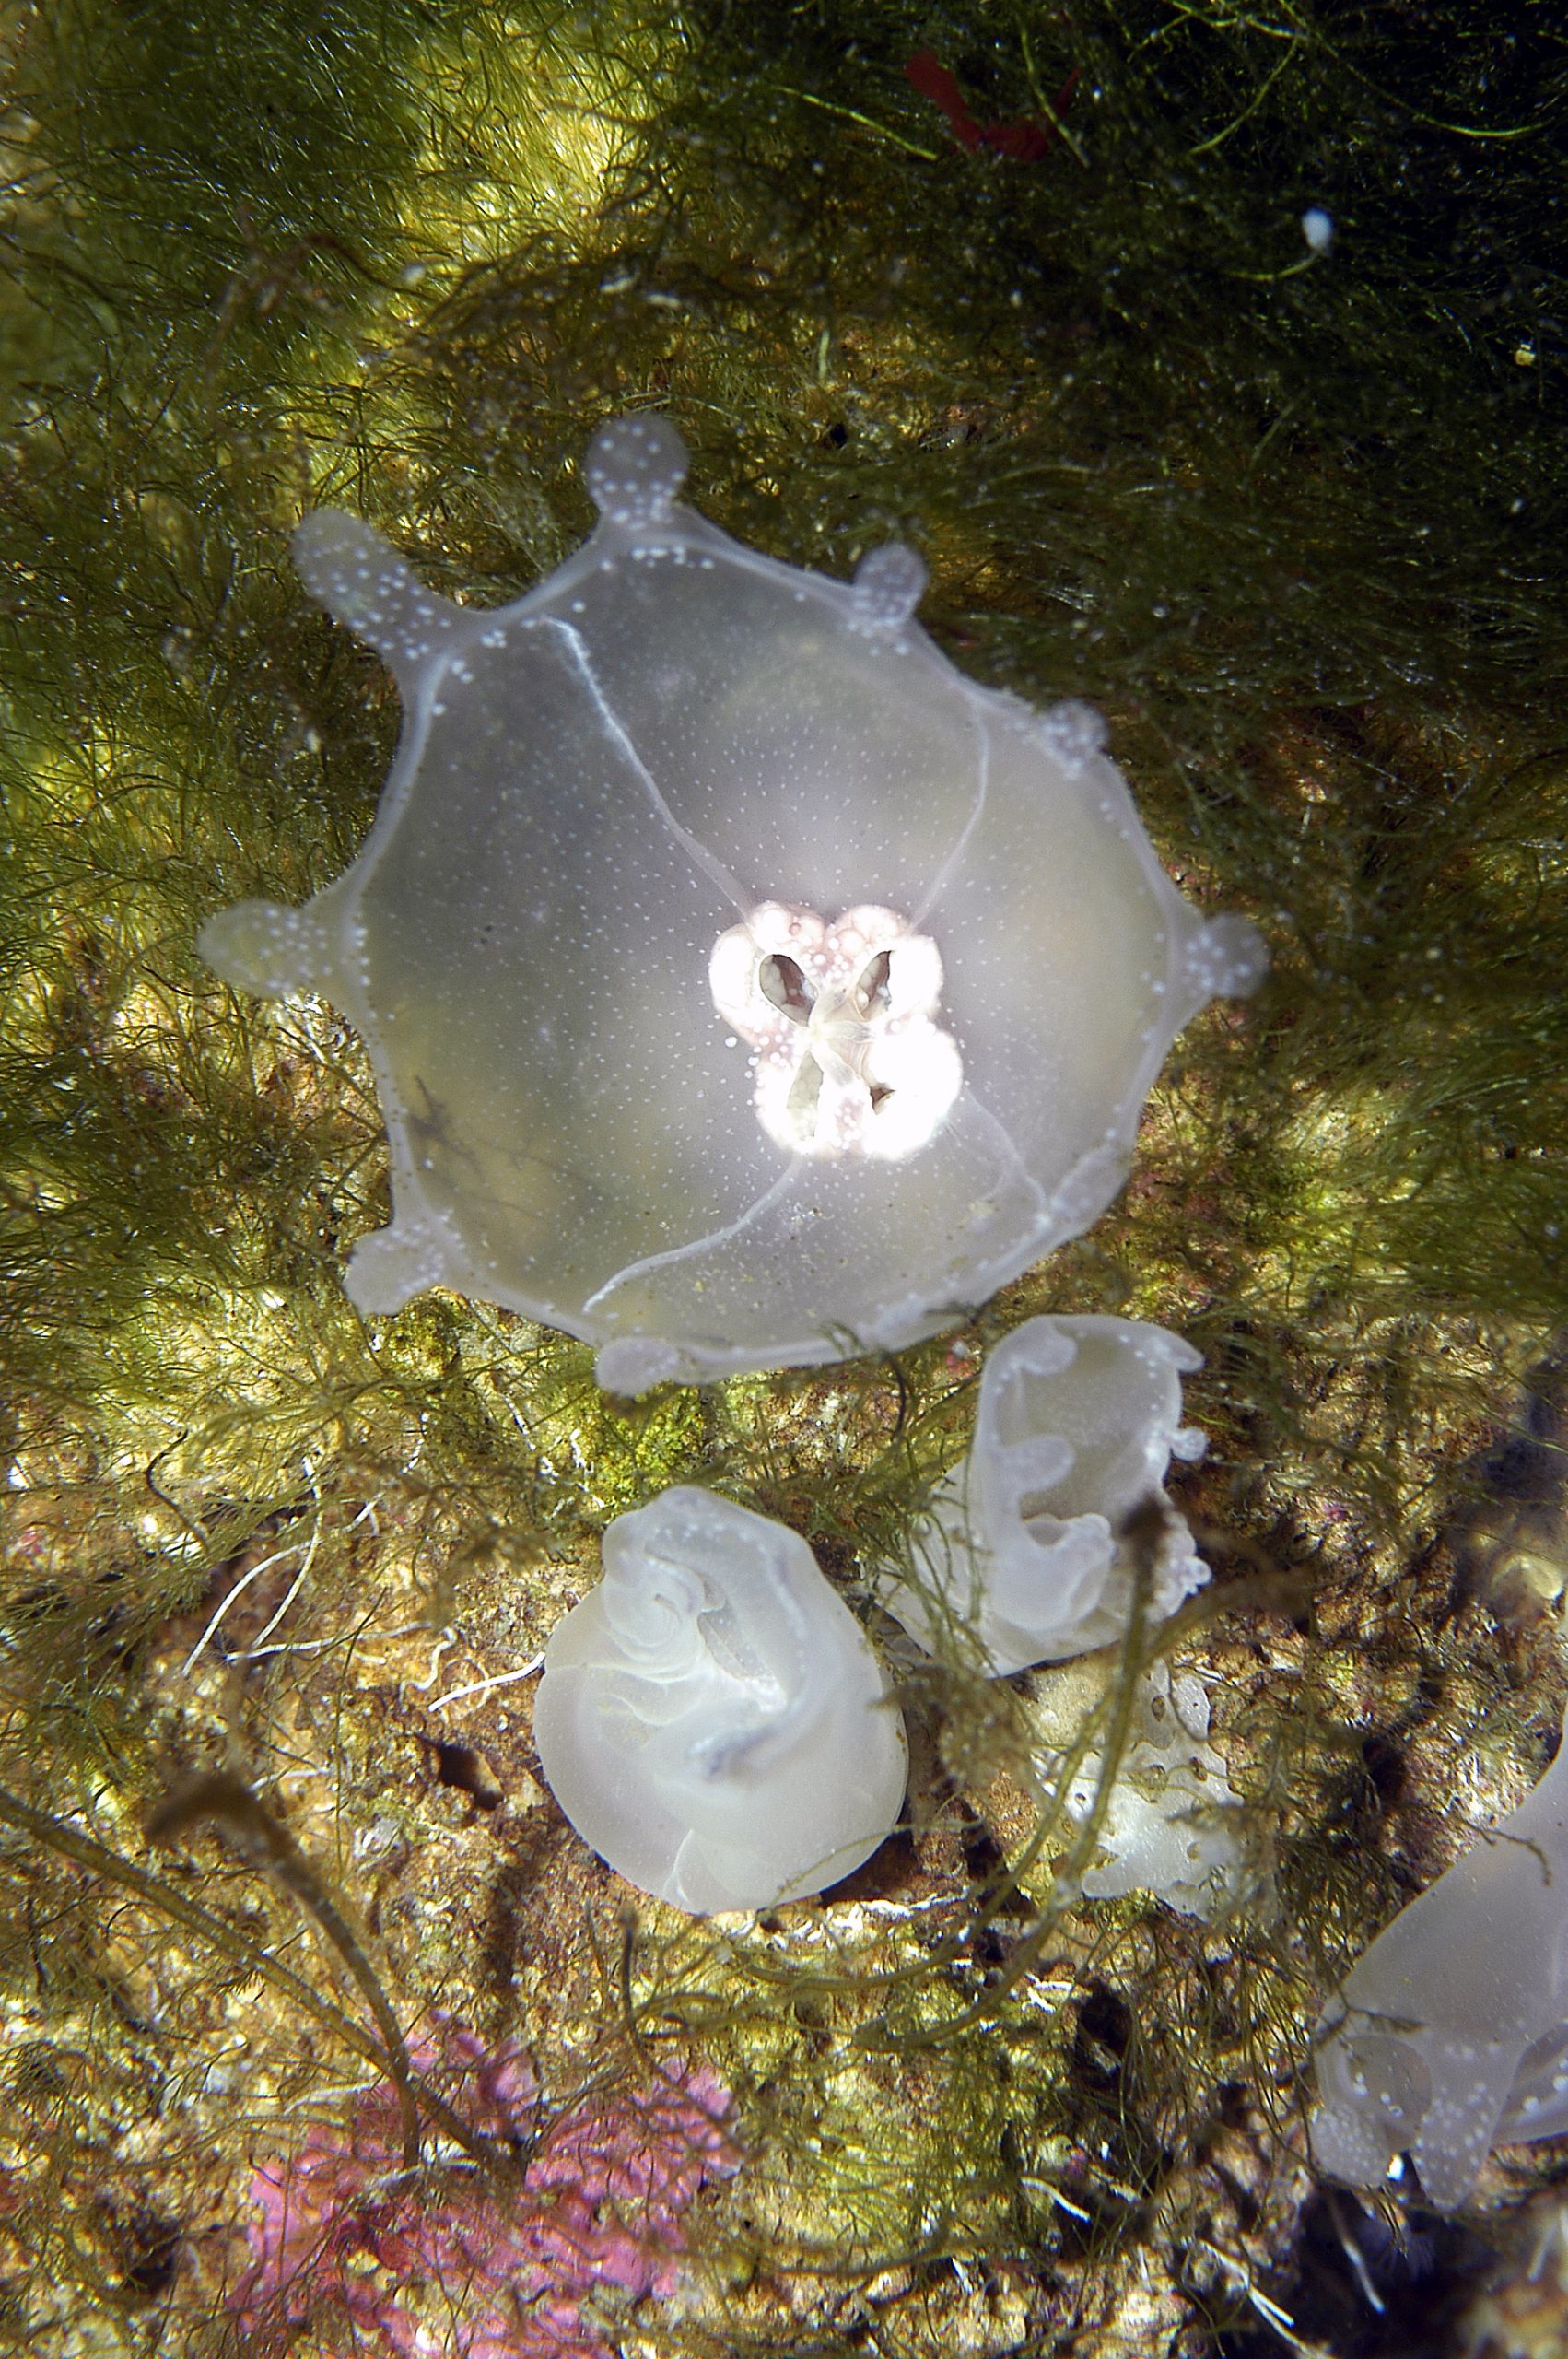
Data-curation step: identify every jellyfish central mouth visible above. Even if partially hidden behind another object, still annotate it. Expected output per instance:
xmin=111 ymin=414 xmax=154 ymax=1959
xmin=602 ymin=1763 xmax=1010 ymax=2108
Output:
xmin=708 ymin=901 xmax=963 ymax=1161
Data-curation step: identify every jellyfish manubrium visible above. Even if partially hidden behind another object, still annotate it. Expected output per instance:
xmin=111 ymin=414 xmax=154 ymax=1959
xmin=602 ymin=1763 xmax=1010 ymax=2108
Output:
xmin=532 ymin=1487 xmax=907 ymax=1914
xmin=201 ymin=415 xmax=1266 ymax=1391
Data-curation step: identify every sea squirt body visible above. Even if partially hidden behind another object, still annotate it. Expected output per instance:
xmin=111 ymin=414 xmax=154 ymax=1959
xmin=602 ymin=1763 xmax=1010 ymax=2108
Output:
xmin=532 ymin=1486 xmax=907 ymax=1914
xmin=201 ymin=415 xmax=1266 ymax=1391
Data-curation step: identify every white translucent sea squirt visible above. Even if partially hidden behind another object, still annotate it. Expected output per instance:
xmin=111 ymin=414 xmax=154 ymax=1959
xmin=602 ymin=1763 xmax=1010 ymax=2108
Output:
xmin=1310 ymin=1723 xmax=1568 ymax=2210
xmin=201 ymin=415 xmax=1266 ymax=1391
xmin=879 ymin=1314 xmax=1211 ymax=1673
xmin=532 ymin=1485 xmax=907 ymax=1914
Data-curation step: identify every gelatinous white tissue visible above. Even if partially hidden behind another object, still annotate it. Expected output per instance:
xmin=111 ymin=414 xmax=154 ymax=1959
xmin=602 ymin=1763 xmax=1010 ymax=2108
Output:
xmin=879 ymin=1315 xmax=1211 ymax=1673
xmin=1027 ymin=1655 xmax=1246 ymax=1921
xmin=200 ymin=413 xmax=1266 ymax=1390
xmin=1311 ymin=1727 xmax=1568 ymax=2210
xmin=532 ymin=1486 xmax=907 ymax=1914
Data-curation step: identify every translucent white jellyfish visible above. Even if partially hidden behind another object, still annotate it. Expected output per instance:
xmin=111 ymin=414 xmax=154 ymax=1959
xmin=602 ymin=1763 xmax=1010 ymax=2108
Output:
xmin=532 ymin=1486 xmax=907 ymax=1914
xmin=879 ymin=1314 xmax=1211 ymax=1673
xmin=201 ymin=413 xmax=1266 ymax=1392
xmin=1311 ymin=1727 xmax=1568 ymax=2210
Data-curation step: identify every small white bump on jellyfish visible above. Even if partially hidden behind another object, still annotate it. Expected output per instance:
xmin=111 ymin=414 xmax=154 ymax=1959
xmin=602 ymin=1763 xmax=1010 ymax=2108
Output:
xmin=848 ymin=543 xmax=928 ymax=634
xmin=1181 ymin=913 xmax=1270 ymax=1005
xmin=1033 ymin=698 xmax=1110 ymax=772
xmin=344 ymin=1206 xmax=468 ymax=1315
xmin=1310 ymin=2094 xmax=1405 ymax=2195
xmin=198 ymin=897 xmax=335 ymax=999
xmin=1310 ymin=1719 xmax=1568 ymax=2209
xmin=583 ymin=412 xmax=687 ymax=528
xmin=202 ymin=415 xmax=1266 ymax=1391
xmin=878 ymin=1315 xmax=1211 ymax=1673
xmin=532 ymin=1486 xmax=907 ymax=1914
xmin=291 ymin=511 xmax=466 ymax=695
xmin=1024 ymin=1654 xmax=1248 ymax=1919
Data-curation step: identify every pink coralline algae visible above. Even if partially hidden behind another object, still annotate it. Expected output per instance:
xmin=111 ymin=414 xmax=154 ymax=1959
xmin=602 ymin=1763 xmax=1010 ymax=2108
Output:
xmin=232 ymin=2026 xmax=737 ymax=2358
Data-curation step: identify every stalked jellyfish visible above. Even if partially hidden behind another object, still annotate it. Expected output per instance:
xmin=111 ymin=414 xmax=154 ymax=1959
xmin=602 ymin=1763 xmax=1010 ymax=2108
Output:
xmin=879 ymin=1314 xmax=1211 ymax=1673
xmin=1024 ymin=1654 xmax=1246 ymax=1921
xmin=202 ymin=417 xmax=1266 ymax=1391
xmin=532 ymin=1487 xmax=907 ymax=1914
xmin=878 ymin=1315 xmax=1246 ymax=1918
xmin=1311 ymin=1721 xmax=1568 ymax=2210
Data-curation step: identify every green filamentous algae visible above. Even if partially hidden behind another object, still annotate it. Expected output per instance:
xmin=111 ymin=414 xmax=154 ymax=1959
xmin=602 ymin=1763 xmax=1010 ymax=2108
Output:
xmin=0 ymin=5 xmax=1562 ymax=2352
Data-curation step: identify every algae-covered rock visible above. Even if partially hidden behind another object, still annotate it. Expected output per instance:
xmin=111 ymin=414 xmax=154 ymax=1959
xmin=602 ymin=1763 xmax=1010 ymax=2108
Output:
xmin=0 ymin=2 xmax=1563 ymax=2353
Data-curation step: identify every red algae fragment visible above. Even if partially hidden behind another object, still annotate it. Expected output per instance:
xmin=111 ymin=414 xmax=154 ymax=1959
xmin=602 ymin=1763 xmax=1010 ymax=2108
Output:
xmin=234 ymin=2023 xmax=737 ymax=2357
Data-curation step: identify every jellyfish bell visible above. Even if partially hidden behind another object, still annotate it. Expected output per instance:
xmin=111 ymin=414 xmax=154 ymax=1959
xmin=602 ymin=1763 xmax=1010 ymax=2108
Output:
xmin=202 ymin=414 xmax=1265 ymax=1390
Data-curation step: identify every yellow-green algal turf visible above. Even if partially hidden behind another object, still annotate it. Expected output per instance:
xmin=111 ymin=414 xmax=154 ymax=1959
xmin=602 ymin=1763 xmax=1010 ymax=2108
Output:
xmin=0 ymin=2 xmax=1564 ymax=2353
